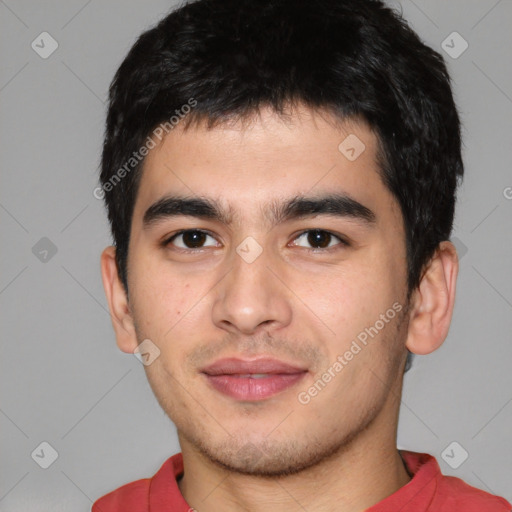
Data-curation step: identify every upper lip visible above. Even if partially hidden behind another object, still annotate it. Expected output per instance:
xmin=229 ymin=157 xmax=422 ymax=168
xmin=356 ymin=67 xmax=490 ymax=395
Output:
xmin=201 ymin=357 xmax=308 ymax=376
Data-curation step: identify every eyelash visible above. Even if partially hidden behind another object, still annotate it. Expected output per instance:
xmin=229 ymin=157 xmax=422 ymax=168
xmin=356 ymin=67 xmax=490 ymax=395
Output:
xmin=162 ymin=229 xmax=349 ymax=253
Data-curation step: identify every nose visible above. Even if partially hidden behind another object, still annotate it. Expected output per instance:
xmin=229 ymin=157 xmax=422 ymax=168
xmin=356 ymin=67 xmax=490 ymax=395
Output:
xmin=211 ymin=245 xmax=293 ymax=335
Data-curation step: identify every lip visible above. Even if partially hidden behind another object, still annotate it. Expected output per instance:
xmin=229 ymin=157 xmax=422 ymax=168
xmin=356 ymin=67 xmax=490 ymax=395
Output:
xmin=201 ymin=357 xmax=308 ymax=401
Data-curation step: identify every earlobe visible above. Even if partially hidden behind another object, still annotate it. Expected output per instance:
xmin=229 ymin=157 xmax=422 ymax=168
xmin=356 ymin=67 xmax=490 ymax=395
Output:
xmin=100 ymin=246 xmax=139 ymax=353
xmin=405 ymin=241 xmax=459 ymax=355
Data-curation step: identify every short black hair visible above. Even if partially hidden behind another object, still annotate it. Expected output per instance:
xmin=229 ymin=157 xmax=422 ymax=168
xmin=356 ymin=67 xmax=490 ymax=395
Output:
xmin=100 ymin=0 xmax=463 ymax=297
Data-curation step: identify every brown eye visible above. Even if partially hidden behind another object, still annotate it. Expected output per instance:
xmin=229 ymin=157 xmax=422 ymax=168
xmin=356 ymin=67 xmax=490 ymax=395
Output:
xmin=293 ymin=229 xmax=347 ymax=250
xmin=168 ymin=230 xmax=218 ymax=249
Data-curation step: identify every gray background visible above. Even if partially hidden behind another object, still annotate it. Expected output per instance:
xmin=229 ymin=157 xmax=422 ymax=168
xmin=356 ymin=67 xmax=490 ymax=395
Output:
xmin=1 ymin=0 xmax=511 ymax=510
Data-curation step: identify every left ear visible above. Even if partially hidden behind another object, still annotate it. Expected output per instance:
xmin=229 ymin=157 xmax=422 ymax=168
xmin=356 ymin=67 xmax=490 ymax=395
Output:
xmin=406 ymin=241 xmax=459 ymax=355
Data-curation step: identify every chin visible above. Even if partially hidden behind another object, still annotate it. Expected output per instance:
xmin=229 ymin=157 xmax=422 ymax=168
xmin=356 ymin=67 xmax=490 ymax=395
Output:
xmin=187 ymin=429 xmax=358 ymax=478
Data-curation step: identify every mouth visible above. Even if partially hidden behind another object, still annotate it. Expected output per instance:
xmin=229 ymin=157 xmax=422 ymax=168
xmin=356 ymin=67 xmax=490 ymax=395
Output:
xmin=201 ymin=357 xmax=308 ymax=401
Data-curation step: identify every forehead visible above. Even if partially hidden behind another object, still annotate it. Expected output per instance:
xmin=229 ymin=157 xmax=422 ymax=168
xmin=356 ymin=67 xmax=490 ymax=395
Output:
xmin=132 ymin=106 xmax=399 ymax=228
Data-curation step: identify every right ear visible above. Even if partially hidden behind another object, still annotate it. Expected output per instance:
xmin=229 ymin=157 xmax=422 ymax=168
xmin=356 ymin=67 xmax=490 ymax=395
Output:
xmin=100 ymin=246 xmax=139 ymax=353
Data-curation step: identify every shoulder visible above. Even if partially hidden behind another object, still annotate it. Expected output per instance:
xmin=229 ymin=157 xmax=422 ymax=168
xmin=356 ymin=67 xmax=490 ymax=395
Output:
xmin=435 ymin=473 xmax=511 ymax=510
xmin=92 ymin=477 xmax=151 ymax=511
xmin=400 ymin=451 xmax=510 ymax=511
xmin=92 ymin=454 xmax=183 ymax=512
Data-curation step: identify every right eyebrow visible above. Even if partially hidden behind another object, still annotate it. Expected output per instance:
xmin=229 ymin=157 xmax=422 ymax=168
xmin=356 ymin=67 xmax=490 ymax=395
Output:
xmin=143 ymin=196 xmax=235 ymax=228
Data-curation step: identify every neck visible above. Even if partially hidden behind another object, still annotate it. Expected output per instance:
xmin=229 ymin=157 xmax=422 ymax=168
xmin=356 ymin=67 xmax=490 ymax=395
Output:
xmin=178 ymin=393 xmax=410 ymax=512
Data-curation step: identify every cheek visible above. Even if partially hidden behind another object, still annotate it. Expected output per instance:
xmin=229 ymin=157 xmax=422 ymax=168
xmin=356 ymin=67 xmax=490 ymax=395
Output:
xmin=129 ymin=260 xmax=197 ymax=340
xmin=292 ymin=255 xmax=398 ymax=342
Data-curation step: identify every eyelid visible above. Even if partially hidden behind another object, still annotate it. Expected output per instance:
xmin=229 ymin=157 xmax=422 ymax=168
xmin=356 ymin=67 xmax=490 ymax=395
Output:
xmin=290 ymin=229 xmax=350 ymax=250
xmin=163 ymin=229 xmax=220 ymax=250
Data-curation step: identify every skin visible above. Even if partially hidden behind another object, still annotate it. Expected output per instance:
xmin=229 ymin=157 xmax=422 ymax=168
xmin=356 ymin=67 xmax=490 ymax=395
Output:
xmin=101 ymin=104 xmax=458 ymax=511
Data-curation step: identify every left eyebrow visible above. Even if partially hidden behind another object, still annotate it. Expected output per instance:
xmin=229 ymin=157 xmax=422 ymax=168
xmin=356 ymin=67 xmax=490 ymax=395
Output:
xmin=142 ymin=193 xmax=377 ymax=230
xmin=270 ymin=194 xmax=376 ymax=227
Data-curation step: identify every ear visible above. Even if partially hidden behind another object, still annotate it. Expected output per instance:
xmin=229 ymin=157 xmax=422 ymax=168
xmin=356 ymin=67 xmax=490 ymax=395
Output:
xmin=405 ymin=241 xmax=459 ymax=355
xmin=100 ymin=246 xmax=139 ymax=353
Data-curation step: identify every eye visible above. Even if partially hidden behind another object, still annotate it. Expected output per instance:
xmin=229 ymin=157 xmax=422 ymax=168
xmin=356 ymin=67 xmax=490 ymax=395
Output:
xmin=165 ymin=229 xmax=219 ymax=250
xmin=292 ymin=229 xmax=348 ymax=250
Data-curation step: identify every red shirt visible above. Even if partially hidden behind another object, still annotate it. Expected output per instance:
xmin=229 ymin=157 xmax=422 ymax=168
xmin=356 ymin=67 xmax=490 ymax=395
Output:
xmin=92 ymin=451 xmax=511 ymax=511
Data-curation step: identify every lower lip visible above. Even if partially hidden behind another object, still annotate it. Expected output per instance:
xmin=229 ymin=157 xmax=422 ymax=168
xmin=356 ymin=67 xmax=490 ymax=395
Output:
xmin=204 ymin=373 xmax=307 ymax=401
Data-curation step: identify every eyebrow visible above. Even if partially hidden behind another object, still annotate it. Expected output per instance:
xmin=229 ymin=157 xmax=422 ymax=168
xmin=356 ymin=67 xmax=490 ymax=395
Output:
xmin=142 ymin=193 xmax=376 ymax=230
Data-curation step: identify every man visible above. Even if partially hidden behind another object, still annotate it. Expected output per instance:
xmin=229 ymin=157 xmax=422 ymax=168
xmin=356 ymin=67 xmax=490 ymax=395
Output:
xmin=93 ymin=0 xmax=511 ymax=510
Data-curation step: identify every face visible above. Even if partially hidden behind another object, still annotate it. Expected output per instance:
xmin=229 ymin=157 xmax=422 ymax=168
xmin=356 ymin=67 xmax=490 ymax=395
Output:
xmin=123 ymin=106 xmax=410 ymax=476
